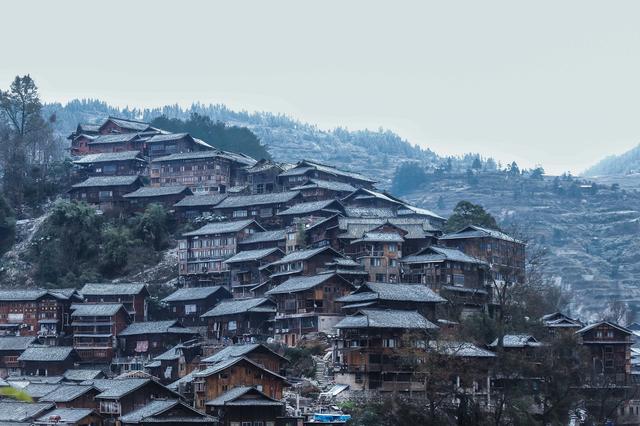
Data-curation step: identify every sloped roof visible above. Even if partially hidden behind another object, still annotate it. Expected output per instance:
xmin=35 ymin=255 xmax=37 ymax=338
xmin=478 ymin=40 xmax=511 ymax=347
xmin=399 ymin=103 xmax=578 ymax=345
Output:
xmin=71 ymin=303 xmax=127 ymax=317
xmin=290 ymin=179 xmax=356 ymax=193
xmin=194 ymin=356 xmax=286 ymax=382
xmin=119 ymin=399 xmax=213 ymax=424
xmin=40 ymin=385 xmax=96 ymax=402
xmin=201 ymin=343 xmax=287 ymax=365
xmin=266 ymin=273 xmax=349 ymax=295
xmin=119 ymin=320 xmax=195 ymax=336
xmin=338 ymin=217 xmax=437 ymax=239
xmin=215 ymin=191 xmax=300 ymax=209
xmin=439 ymin=225 xmax=522 ymax=243
xmin=276 ymin=199 xmax=343 ymax=216
xmin=63 ymin=369 xmax=104 ymax=382
xmin=88 ymin=133 xmax=139 ymax=145
xmin=89 ymin=378 xmax=153 ymax=399
xmin=238 ymin=229 xmax=286 ymax=245
xmin=162 ymin=286 xmax=228 ymax=303
xmin=401 ymin=246 xmax=488 ymax=265
xmin=81 ymin=282 xmax=147 ymax=296
xmin=0 ymin=290 xmax=49 ymax=301
xmin=73 ymin=151 xmax=142 ymax=164
xmin=102 ymin=117 xmax=152 ymax=132
xmin=123 ymin=185 xmax=191 ymax=198
xmin=174 ymin=194 xmax=228 ymax=208
xmin=224 ymin=248 xmax=283 ymax=264
xmin=429 ymin=341 xmax=496 ymax=358
xmin=335 ymin=309 xmax=438 ymax=330
xmin=18 ymin=346 xmax=75 ymax=362
xmin=205 ymin=386 xmax=283 ymax=407
xmin=337 ymin=282 xmax=446 ymax=304
xmin=0 ymin=402 xmax=55 ymax=422
xmin=268 ymin=246 xmax=339 ymax=266
xmin=0 ymin=336 xmax=37 ymax=351
xmin=201 ymin=297 xmax=275 ymax=318
xmin=280 ymin=160 xmax=375 ymax=183
xmin=350 ymin=231 xmax=404 ymax=244
xmin=344 ymin=207 xmax=397 ymax=218
xmin=71 ymin=175 xmax=141 ymax=189
xmin=35 ymin=408 xmax=95 ymax=424
xmin=21 ymin=383 xmax=62 ymax=398
xmin=182 ymin=219 xmax=261 ymax=237
xmin=576 ymin=321 xmax=632 ymax=336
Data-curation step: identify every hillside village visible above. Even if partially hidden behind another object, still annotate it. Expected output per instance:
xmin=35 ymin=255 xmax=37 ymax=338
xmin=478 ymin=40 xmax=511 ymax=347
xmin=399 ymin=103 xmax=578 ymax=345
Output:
xmin=0 ymin=115 xmax=636 ymax=425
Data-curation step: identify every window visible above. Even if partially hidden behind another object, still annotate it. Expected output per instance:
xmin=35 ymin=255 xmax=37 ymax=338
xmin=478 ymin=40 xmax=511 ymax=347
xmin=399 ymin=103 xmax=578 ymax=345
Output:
xmin=370 ymin=258 xmax=381 ymax=267
xmin=453 ymin=274 xmax=465 ymax=286
xmin=99 ymin=401 xmax=121 ymax=414
xmin=596 ymin=331 xmax=603 ymax=338
xmin=256 ymin=184 xmax=264 ymax=194
xmin=260 ymin=208 xmax=273 ymax=217
xmin=228 ymin=320 xmax=237 ymax=331
xmin=185 ymin=304 xmax=197 ymax=315
xmin=233 ymin=210 xmax=248 ymax=218
xmin=606 ymin=330 xmax=614 ymax=338
xmin=388 ymin=243 xmax=397 ymax=252
xmin=383 ymin=338 xmax=396 ymax=348
xmin=375 ymin=274 xmax=386 ymax=283
xmin=98 ymin=190 xmax=113 ymax=200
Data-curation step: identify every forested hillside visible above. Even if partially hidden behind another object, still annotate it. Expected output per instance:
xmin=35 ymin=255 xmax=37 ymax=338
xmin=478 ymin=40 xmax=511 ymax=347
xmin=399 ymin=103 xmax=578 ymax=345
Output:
xmin=584 ymin=143 xmax=640 ymax=177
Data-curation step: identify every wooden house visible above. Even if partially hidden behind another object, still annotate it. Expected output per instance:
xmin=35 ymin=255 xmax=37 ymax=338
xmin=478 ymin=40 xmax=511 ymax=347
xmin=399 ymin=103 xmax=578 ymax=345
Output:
xmin=0 ymin=401 xmax=56 ymax=424
xmin=119 ymin=399 xmax=216 ymax=426
xmin=87 ymin=378 xmax=181 ymax=419
xmin=210 ymin=192 xmax=303 ymax=227
xmin=98 ymin=117 xmax=155 ymax=135
xmin=0 ymin=289 xmax=81 ymax=339
xmin=123 ymin=186 xmax=192 ymax=212
xmin=266 ymin=246 xmax=344 ymax=285
xmin=173 ymin=194 xmax=228 ymax=221
xmin=346 ymin=225 xmax=405 ymax=284
xmin=276 ymin=199 xmax=345 ymax=226
xmin=80 ymin=283 xmax=150 ymax=322
xmin=237 ymin=230 xmax=287 ymax=252
xmin=201 ymin=344 xmax=289 ymax=376
xmin=71 ymin=303 xmax=130 ymax=363
xmin=223 ymin=248 xmax=285 ymax=297
xmin=149 ymin=340 xmax=203 ymax=383
xmin=576 ymin=321 xmax=632 ymax=387
xmin=265 ymin=273 xmax=355 ymax=346
xmin=150 ymin=149 xmax=253 ymax=193
xmin=0 ymin=336 xmax=37 ymax=377
xmin=333 ymin=309 xmax=439 ymax=391
xmin=69 ymin=175 xmax=143 ymax=211
xmin=205 ymin=386 xmax=285 ymax=426
xmin=278 ymin=160 xmax=376 ymax=190
xmin=18 ymin=346 xmax=79 ymax=376
xmin=118 ymin=320 xmax=199 ymax=357
xmin=192 ymin=356 xmax=288 ymax=410
xmin=244 ymin=159 xmax=286 ymax=195
xmin=336 ymin=282 xmax=446 ymax=320
xmin=178 ymin=220 xmax=265 ymax=284
xmin=200 ymin=298 xmax=276 ymax=343
xmin=39 ymin=384 xmax=101 ymax=409
xmin=439 ymin=225 xmax=526 ymax=284
xmin=73 ymin=151 xmax=147 ymax=177
xmin=143 ymin=133 xmax=214 ymax=160
xmin=541 ymin=312 xmax=583 ymax=335
xmin=34 ymin=408 xmax=103 ymax=426
xmin=161 ymin=287 xmax=232 ymax=326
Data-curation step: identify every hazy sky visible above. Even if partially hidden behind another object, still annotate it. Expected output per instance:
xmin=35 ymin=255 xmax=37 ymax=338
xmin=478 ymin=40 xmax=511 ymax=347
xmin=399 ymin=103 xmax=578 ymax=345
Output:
xmin=2 ymin=0 xmax=640 ymax=174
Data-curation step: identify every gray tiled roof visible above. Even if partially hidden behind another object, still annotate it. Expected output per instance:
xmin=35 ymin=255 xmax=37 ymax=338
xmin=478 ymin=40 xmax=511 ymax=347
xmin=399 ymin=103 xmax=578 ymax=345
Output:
xmin=71 ymin=303 xmax=126 ymax=317
xmin=195 ymin=356 xmax=286 ymax=381
xmin=280 ymin=160 xmax=375 ymax=183
xmin=290 ymin=179 xmax=356 ymax=193
xmin=344 ymin=207 xmax=397 ymax=218
xmin=351 ymin=231 xmax=404 ymax=243
xmin=105 ymin=117 xmax=152 ymax=132
xmin=337 ymin=282 xmax=446 ymax=304
xmin=0 ymin=290 xmax=49 ymax=301
xmin=153 ymin=344 xmax=184 ymax=361
xmin=71 ymin=175 xmax=141 ymax=188
xmin=205 ymin=386 xmax=282 ymax=407
xmin=439 ymin=225 xmax=522 ymax=243
xmin=6 ymin=376 xmax=64 ymax=384
xmin=123 ymin=185 xmax=190 ymax=198
xmin=119 ymin=399 xmax=213 ymax=423
xmin=167 ymin=371 xmax=196 ymax=390
xmin=238 ymin=229 xmax=286 ymax=245
xmin=429 ymin=341 xmax=496 ymax=357
xmin=40 ymin=385 xmax=95 ymax=402
xmin=73 ymin=151 xmax=142 ymax=164
xmin=266 ymin=273 xmax=344 ymax=295
xmin=88 ymin=133 xmax=138 ymax=145
xmin=201 ymin=297 xmax=275 ymax=318
xmin=215 ymin=191 xmax=300 ymax=209
xmin=334 ymin=309 xmax=438 ymax=330
xmin=338 ymin=217 xmax=437 ymax=238
xmin=81 ymin=282 xmax=147 ymax=296
xmin=18 ymin=346 xmax=75 ymax=362
xmin=152 ymin=151 xmax=220 ymax=163
xmin=223 ymin=248 xmax=282 ymax=264
xmin=119 ymin=320 xmax=193 ymax=336
xmin=146 ymin=133 xmax=190 ymax=143
xmin=201 ymin=344 xmax=260 ymax=364
xmin=35 ymin=408 xmax=94 ymax=424
xmin=63 ymin=369 xmax=104 ymax=382
xmin=0 ymin=402 xmax=55 ymax=422
xmin=268 ymin=246 xmax=337 ymax=266
xmin=0 ymin=336 xmax=37 ymax=351
xmin=162 ymin=286 xmax=227 ymax=303
xmin=89 ymin=378 xmax=151 ymax=399
xmin=21 ymin=383 xmax=61 ymax=398
xmin=174 ymin=194 xmax=228 ymax=208
xmin=276 ymin=199 xmax=342 ymax=216
xmin=182 ymin=219 xmax=260 ymax=237
xmin=401 ymin=246 xmax=488 ymax=265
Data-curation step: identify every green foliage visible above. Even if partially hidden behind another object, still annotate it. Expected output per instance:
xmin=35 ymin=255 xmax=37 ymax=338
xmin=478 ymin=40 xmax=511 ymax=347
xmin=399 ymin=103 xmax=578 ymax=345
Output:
xmin=0 ymin=386 xmax=33 ymax=402
xmin=100 ymin=225 xmax=135 ymax=274
xmin=283 ymin=344 xmax=323 ymax=378
xmin=445 ymin=200 xmax=499 ymax=232
xmin=150 ymin=113 xmax=270 ymax=160
xmin=131 ymin=203 xmax=173 ymax=251
xmin=0 ymin=193 xmax=15 ymax=255
xmin=391 ymin=162 xmax=427 ymax=195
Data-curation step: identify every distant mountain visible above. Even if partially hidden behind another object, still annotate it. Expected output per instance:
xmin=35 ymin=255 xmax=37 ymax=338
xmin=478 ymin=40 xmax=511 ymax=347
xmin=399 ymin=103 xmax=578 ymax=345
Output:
xmin=584 ymin=144 xmax=640 ymax=177
xmin=43 ymin=99 xmax=443 ymax=187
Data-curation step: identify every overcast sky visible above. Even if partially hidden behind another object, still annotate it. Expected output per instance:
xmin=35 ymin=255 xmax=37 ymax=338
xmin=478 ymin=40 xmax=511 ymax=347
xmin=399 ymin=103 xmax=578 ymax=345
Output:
xmin=2 ymin=0 xmax=639 ymax=174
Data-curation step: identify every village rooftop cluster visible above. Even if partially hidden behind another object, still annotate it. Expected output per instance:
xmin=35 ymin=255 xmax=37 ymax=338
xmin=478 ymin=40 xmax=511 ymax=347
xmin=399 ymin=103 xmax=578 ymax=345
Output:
xmin=0 ymin=116 xmax=635 ymax=425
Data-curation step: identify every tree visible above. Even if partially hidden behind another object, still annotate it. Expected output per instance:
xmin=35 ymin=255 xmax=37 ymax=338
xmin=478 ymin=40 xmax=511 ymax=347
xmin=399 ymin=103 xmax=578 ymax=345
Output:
xmin=445 ymin=201 xmax=499 ymax=232
xmin=530 ymin=166 xmax=545 ymax=180
xmin=133 ymin=203 xmax=172 ymax=251
xmin=391 ymin=162 xmax=427 ymax=195
xmin=471 ymin=157 xmax=482 ymax=170
xmin=0 ymin=194 xmax=15 ymax=255
xmin=508 ymin=161 xmax=520 ymax=176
